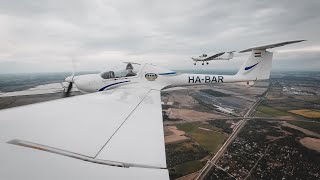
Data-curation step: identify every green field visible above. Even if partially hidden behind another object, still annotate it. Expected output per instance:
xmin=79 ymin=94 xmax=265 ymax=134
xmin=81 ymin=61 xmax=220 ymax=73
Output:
xmin=175 ymin=160 xmax=203 ymax=177
xmin=288 ymin=121 xmax=320 ymax=134
xmin=191 ymin=129 xmax=226 ymax=152
xmin=166 ymin=140 xmax=209 ymax=179
xmin=257 ymin=105 xmax=292 ymax=117
xmin=177 ymin=122 xmax=222 ymax=133
xmin=168 ymin=122 xmax=228 ymax=178
xmin=177 ymin=122 xmax=227 ymax=152
xmin=166 ymin=140 xmax=209 ymax=167
xmin=294 ymin=96 xmax=320 ymax=104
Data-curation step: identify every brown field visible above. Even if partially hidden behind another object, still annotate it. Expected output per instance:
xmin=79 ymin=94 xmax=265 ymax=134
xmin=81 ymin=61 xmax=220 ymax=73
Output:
xmin=266 ymin=95 xmax=286 ymax=100
xmin=288 ymin=109 xmax=320 ymax=118
xmin=171 ymin=94 xmax=198 ymax=108
xmin=299 ymin=137 xmax=320 ymax=152
xmin=164 ymin=126 xmax=189 ymax=144
xmin=168 ymin=108 xmax=224 ymax=122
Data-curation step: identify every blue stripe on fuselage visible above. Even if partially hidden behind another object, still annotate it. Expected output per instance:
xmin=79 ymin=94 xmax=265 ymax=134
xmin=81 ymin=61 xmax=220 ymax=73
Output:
xmin=99 ymin=80 xmax=130 ymax=91
xmin=158 ymin=72 xmax=176 ymax=75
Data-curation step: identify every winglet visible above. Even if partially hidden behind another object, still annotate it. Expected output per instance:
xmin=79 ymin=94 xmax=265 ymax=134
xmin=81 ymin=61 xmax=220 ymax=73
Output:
xmin=239 ymin=40 xmax=306 ymax=53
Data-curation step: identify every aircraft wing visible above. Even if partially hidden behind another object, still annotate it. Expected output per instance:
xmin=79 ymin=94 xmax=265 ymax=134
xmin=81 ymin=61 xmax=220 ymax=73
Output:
xmin=239 ymin=40 xmax=306 ymax=53
xmin=0 ymin=85 xmax=169 ymax=179
xmin=204 ymin=52 xmax=225 ymax=61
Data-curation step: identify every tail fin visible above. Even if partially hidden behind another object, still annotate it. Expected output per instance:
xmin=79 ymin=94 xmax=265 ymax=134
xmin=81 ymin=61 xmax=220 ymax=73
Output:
xmin=236 ymin=50 xmax=273 ymax=80
xmin=236 ymin=40 xmax=306 ymax=81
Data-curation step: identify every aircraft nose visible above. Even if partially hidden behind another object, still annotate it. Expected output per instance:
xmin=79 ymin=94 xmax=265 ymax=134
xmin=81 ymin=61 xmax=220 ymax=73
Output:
xmin=65 ymin=76 xmax=74 ymax=83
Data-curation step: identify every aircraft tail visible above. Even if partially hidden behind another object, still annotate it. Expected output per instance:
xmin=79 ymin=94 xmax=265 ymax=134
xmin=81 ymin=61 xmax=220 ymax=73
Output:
xmin=235 ymin=40 xmax=305 ymax=81
xmin=236 ymin=50 xmax=273 ymax=80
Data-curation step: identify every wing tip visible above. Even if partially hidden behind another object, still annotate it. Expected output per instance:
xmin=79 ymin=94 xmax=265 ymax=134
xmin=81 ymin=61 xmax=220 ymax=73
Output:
xmin=239 ymin=40 xmax=307 ymax=53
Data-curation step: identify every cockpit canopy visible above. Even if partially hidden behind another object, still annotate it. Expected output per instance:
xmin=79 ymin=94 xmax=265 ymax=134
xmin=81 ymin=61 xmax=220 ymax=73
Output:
xmin=100 ymin=63 xmax=142 ymax=79
xmin=100 ymin=71 xmax=116 ymax=79
xmin=202 ymin=54 xmax=207 ymax=57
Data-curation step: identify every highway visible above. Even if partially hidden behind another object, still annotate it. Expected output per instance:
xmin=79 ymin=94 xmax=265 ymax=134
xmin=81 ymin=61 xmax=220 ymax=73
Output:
xmin=195 ymin=84 xmax=272 ymax=180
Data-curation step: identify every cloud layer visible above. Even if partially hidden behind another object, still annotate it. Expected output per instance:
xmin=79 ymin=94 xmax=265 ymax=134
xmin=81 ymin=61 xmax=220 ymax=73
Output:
xmin=0 ymin=0 xmax=319 ymax=73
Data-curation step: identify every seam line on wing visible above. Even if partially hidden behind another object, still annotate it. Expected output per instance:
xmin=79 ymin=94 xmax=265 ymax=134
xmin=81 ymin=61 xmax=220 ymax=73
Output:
xmin=93 ymin=89 xmax=153 ymax=159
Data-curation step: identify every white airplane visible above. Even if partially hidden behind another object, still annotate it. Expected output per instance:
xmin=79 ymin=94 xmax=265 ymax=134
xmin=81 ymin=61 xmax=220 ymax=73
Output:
xmin=191 ymin=51 xmax=235 ymax=65
xmin=0 ymin=40 xmax=305 ymax=180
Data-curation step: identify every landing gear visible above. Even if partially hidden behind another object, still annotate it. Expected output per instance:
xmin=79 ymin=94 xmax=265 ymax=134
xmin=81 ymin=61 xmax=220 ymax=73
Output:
xmin=195 ymin=61 xmax=209 ymax=65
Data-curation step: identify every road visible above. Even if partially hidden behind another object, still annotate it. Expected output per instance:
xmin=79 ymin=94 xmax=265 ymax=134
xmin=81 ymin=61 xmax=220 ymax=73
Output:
xmin=195 ymin=84 xmax=272 ymax=180
xmin=163 ymin=116 xmax=320 ymax=126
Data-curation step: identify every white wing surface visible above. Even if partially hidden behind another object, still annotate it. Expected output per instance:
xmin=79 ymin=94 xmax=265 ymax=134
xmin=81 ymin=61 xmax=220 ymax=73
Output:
xmin=0 ymin=85 xmax=169 ymax=179
xmin=239 ymin=40 xmax=306 ymax=53
xmin=204 ymin=52 xmax=225 ymax=60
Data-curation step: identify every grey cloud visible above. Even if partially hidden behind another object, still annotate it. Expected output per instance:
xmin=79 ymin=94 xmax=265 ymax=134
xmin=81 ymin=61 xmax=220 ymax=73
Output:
xmin=0 ymin=0 xmax=319 ymax=73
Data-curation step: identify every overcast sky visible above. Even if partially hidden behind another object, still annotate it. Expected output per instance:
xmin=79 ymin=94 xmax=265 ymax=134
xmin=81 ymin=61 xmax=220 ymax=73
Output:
xmin=0 ymin=0 xmax=319 ymax=73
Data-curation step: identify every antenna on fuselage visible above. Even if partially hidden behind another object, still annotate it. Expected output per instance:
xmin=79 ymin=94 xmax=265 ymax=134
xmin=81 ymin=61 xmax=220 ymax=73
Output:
xmin=123 ymin=62 xmax=141 ymax=77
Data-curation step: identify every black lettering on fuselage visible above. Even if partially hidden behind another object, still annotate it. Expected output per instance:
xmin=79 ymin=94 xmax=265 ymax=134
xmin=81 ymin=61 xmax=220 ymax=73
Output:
xmin=188 ymin=76 xmax=194 ymax=83
xmin=195 ymin=76 xmax=201 ymax=83
xmin=188 ymin=75 xmax=224 ymax=84
xmin=205 ymin=76 xmax=210 ymax=83
xmin=218 ymin=76 xmax=224 ymax=83
xmin=211 ymin=76 xmax=217 ymax=83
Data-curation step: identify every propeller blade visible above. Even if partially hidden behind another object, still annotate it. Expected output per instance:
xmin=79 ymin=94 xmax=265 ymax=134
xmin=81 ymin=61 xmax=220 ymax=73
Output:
xmin=63 ymin=58 xmax=77 ymax=97
xmin=63 ymin=82 xmax=73 ymax=97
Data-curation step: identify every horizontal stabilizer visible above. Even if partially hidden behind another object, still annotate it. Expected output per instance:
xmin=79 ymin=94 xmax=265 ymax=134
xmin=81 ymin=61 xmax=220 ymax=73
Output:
xmin=239 ymin=40 xmax=306 ymax=53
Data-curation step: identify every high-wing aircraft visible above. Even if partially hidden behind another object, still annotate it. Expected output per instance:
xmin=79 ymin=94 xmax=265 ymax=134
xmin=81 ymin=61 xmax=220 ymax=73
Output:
xmin=0 ymin=40 xmax=305 ymax=180
xmin=191 ymin=51 xmax=235 ymax=65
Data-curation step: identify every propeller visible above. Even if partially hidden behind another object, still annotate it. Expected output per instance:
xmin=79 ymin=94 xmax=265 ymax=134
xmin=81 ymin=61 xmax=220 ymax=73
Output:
xmin=63 ymin=81 xmax=73 ymax=97
xmin=63 ymin=58 xmax=76 ymax=97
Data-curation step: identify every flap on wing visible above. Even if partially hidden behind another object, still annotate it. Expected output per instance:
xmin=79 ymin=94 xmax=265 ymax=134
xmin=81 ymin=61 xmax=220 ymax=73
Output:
xmin=0 ymin=140 xmax=169 ymax=180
